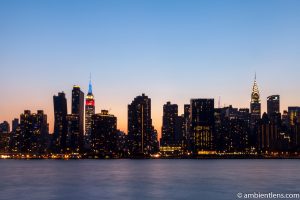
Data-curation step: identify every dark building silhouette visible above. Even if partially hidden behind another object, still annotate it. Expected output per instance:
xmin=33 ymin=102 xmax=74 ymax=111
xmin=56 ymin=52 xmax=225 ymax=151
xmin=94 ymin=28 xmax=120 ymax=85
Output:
xmin=0 ymin=121 xmax=10 ymax=153
xmin=9 ymin=126 xmax=22 ymax=153
xmin=258 ymin=113 xmax=280 ymax=153
xmin=128 ymin=94 xmax=158 ymax=155
xmin=215 ymin=106 xmax=250 ymax=153
xmin=91 ymin=110 xmax=117 ymax=157
xmin=183 ymin=104 xmax=191 ymax=151
xmin=85 ymin=78 xmax=95 ymax=136
xmin=267 ymin=95 xmax=280 ymax=116
xmin=160 ymin=102 xmax=184 ymax=155
xmin=62 ymin=85 xmax=85 ymax=153
xmin=18 ymin=110 xmax=49 ymax=154
xmin=12 ymin=118 xmax=19 ymax=132
xmin=190 ymin=99 xmax=215 ymax=154
xmin=288 ymin=107 xmax=300 ymax=150
xmin=161 ymin=102 xmax=178 ymax=146
xmin=270 ymin=109 xmax=291 ymax=152
xmin=66 ymin=114 xmax=82 ymax=153
xmin=175 ymin=115 xmax=185 ymax=145
xmin=238 ymin=108 xmax=251 ymax=121
xmin=0 ymin=121 xmax=10 ymax=133
xmin=0 ymin=132 xmax=9 ymax=153
xmin=53 ymin=92 xmax=68 ymax=152
xmin=115 ymin=130 xmax=129 ymax=158
xmin=72 ymin=86 xmax=84 ymax=136
xmin=266 ymin=95 xmax=281 ymax=153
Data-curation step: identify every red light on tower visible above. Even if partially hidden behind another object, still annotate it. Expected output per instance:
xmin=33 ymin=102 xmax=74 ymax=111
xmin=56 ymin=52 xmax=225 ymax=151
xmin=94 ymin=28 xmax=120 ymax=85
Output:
xmin=86 ymin=99 xmax=95 ymax=106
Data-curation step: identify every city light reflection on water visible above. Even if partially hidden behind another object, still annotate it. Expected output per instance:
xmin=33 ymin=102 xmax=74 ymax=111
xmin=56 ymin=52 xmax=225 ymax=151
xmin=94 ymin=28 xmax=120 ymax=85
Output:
xmin=0 ymin=159 xmax=299 ymax=200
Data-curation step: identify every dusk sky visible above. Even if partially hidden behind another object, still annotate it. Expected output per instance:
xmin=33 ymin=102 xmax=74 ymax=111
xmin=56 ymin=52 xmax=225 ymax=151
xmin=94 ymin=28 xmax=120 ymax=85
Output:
xmin=1 ymin=0 xmax=300 ymax=137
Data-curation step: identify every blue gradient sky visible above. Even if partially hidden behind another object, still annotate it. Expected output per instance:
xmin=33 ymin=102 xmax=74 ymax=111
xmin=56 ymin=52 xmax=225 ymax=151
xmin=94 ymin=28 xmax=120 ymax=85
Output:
xmin=1 ymin=0 xmax=300 ymax=136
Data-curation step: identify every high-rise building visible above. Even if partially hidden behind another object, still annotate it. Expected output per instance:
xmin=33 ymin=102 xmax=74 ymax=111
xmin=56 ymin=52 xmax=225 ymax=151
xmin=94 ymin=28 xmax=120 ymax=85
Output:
xmin=288 ymin=107 xmax=300 ymax=149
xmin=250 ymin=75 xmax=261 ymax=123
xmin=267 ymin=95 xmax=280 ymax=116
xmin=190 ymin=99 xmax=215 ymax=154
xmin=238 ymin=108 xmax=251 ymax=122
xmin=249 ymin=75 xmax=261 ymax=149
xmin=0 ymin=121 xmax=10 ymax=153
xmin=72 ymin=85 xmax=84 ymax=136
xmin=214 ymin=106 xmax=250 ymax=153
xmin=20 ymin=110 xmax=33 ymax=153
xmin=53 ymin=92 xmax=68 ymax=152
xmin=91 ymin=110 xmax=117 ymax=157
xmin=115 ymin=130 xmax=129 ymax=157
xmin=161 ymin=102 xmax=179 ymax=146
xmin=183 ymin=104 xmax=191 ymax=151
xmin=0 ymin=121 xmax=10 ymax=133
xmin=175 ymin=115 xmax=184 ymax=145
xmin=258 ymin=113 xmax=280 ymax=153
xmin=128 ymin=94 xmax=158 ymax=155
xmin=85 ymin=78 xmax=95 ymax=136
xmin=160 ymin=102 xmax=184 ymax=155
xmin=66 ymin=114 xmax=82 ymax=153
xmin=19 ymin=110 xmax=49 ymax=154
xmin=288 ymin=107 xmax=300 ymax=126
xmin=12 ymin=118 xmax=19 ymax=132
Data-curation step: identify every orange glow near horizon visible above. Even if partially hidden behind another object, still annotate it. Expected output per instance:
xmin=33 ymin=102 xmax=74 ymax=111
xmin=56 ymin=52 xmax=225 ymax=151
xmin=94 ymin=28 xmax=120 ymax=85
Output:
xmin=0 ymin=97 xmax=297 ymax=140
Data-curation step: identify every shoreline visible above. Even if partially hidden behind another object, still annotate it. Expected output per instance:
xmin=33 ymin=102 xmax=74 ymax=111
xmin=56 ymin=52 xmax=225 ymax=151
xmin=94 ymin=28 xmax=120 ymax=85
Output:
xmin=1 ymin=154 xmax=300 ymax=160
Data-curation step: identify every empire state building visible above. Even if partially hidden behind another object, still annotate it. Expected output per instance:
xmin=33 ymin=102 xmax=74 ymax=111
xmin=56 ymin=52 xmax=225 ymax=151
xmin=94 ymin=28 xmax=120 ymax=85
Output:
xmin=85 ymin=78 xmax=95 ymax=136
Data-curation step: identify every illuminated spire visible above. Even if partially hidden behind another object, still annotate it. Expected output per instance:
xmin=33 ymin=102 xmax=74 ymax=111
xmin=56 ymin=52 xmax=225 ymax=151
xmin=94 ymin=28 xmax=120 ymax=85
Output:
xmin=88 ymin=73 xmax=93 ymax=95
xmin=251 ymin=73 xmax=260 ymax=103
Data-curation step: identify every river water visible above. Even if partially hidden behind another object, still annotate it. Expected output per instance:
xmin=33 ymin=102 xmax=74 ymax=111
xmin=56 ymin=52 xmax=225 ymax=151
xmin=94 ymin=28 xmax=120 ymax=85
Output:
xmin=0 ymin=159 xmax=299 ymax=200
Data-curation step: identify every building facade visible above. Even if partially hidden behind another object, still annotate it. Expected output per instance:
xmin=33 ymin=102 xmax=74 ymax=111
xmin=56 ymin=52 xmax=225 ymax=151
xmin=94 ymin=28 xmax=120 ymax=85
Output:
xmin=128 ymin=94 xmax=158 ymax=156
xmin=53 ymin=92 xmax=68 ymax=152
xmin=85 ymin=79 xmax=95 ymax=136
xmin=190 ymin=99 xmax=215 ymax=154
xmin=91 ymin=110 xmax=117 ymax=157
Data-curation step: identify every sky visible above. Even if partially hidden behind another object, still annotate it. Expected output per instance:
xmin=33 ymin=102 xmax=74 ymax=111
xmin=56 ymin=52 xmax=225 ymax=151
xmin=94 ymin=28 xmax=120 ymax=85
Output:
xmin=1 ymin=0 xmax=300 ymax=137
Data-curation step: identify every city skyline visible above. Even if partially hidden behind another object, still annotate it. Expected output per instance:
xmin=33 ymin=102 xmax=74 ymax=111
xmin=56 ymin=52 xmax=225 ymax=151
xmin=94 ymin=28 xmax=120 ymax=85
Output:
xmin=1 ymin=2 xmax=300 ymax=200
xmin=2 ymin=79 xmax=300 ymax=158
xmin=1 ymin=0 xmax=300 ymax=137
xmin=0 ymin=74 xmax=299 ymax=137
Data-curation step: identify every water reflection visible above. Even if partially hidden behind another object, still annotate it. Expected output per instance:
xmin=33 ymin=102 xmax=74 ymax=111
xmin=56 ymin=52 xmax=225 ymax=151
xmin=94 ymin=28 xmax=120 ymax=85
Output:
xmin=0 ymin=160 xmax=299 ymax=200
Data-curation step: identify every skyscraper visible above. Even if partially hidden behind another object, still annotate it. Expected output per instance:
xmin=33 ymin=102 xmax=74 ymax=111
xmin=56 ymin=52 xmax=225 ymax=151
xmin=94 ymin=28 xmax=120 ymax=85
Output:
xmin=183 ymin=104 xmax=191 ymax=151
xmin=0 ymin=121 xmax=10 ymax=153
xmin=250 ymin=74 xmax=261 ymax=124
xmin=249 ymin=75 xmax=261 ymax=149
xmin=85 ymin=77 xmax=95 ymax=136
xmin=53 ymin=92 xmax=68 ymax=152
xmin=91 ymin=110 xmax=117 ymax=157
xmin=128 ymin=94 xmax=158 ymax=156
xmin=69 ymin=86 xmax=85 ymax=153
xmin=66 ymin=114 xmax=81 ymax=153
xmin=214 ymin=106 xmax=250 ymax=153
xmin=0 ymin=121 xmax=10 ymax=134
xmin=161 ymin=102 xmax=179 ymax=146
xmin=258 ymin=113 xmax=280 ymax=153
xmin=267 ymin=95 xmax=280 ymax=116
xmin=288 ymin=107 xmax=300 ymax=149
xmin=190 ymin=99 xmax=215 ymax=154
xmin=72 ymin=86 xmax=84 ymax=136
xmin=12 ymin=118 xmax=19 ymax=132
xmin=288 ymin=107 xmax=300 ymax=126
xmin=19 ymin=110 xmax=49 ymax=154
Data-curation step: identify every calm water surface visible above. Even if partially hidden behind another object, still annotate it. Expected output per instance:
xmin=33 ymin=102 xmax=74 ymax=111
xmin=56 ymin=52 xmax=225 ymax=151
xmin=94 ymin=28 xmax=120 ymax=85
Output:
xmin=0 ymin=159 xmax=299 ymax=200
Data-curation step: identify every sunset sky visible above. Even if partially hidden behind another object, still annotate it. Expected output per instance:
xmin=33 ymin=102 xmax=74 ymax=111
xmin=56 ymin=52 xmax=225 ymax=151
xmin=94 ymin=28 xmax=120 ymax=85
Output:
xmin=1 ymin=0 xmax=300 ymax=137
